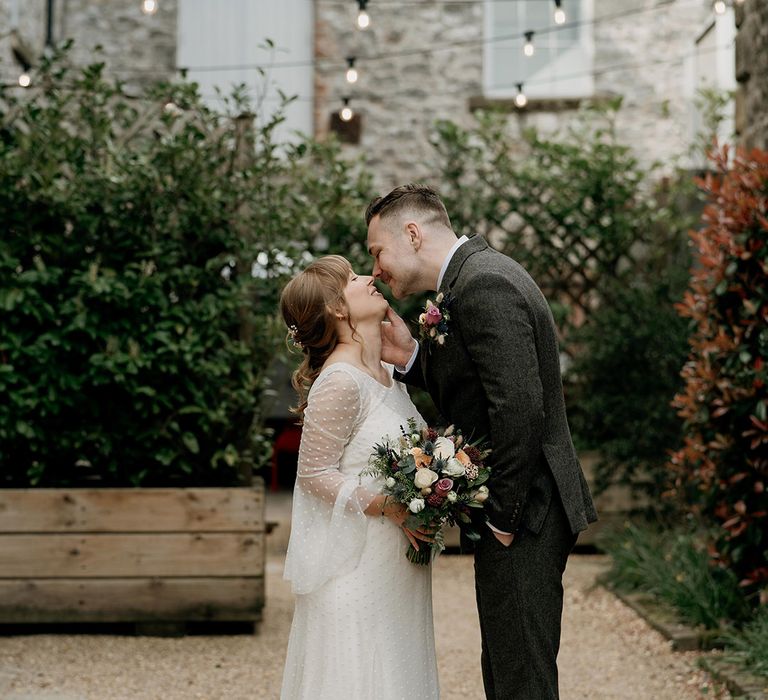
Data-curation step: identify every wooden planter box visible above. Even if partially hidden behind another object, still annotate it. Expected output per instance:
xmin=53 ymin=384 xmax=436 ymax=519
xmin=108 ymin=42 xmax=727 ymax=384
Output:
xmin=0 ymin=484 xmax=265 ymax=628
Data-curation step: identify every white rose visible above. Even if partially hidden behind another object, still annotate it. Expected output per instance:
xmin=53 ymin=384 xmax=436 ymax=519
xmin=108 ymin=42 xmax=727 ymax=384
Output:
xmin=385 ymin=477 xmax=396 ymax=488
xmin=436 ymin=292 xmax=444 ymax=303
xmin=442 ymin=457 xmax=466 ymax=478
xmin=419 ymin=313 xmax=427 ymax=324
xmin=413 ymin=468 xmax=439 ymax=489
xmin=409 ymin=498 xmax=425 ymax=513
xmin=471 ymin=485 xmax=490 ymax=503
xmin=433 ymin=436 xmax=456 ymax=460
xmin=446 ymin=491 xmax=457 ymax=503
xmin=411 ymin=433 xmax=421 ymax=444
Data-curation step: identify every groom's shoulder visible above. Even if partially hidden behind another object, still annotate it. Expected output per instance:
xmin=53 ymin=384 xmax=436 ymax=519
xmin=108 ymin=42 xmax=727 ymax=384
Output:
xmin=460 ymin=241 xmax=532 ymax=285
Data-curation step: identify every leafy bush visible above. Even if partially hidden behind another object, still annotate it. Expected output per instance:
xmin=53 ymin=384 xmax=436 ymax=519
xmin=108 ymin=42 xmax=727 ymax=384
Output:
xmin=601 ymin=522 xmax=751 ymax=629
xmin=430 ymin=102 xmax=694 ymax=496
xmin=0 ymin=44 xmax=372 ymax=487
xmin=668 ymin=147 xmax=768 ymax=592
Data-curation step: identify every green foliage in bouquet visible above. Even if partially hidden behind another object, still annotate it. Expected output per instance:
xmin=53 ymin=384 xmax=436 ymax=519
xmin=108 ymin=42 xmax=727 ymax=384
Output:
xmin=0 ymin=43 xmax=372 ymax=487
xmin=668 ymin=147 xmax=768 ymax=594
xmin=365 ymin=418 xmax=491 ymax=564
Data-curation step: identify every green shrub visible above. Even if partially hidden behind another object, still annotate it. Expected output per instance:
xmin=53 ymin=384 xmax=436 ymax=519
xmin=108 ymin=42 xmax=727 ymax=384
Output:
xmin=0 ymin=44 xmax=372 ymax=487
xmin=430 ymin=102 xmax=694 ymax=497
xmin=601 ymin=522 xmax=751 ymax=629
xmin=668 ymin=147 xmax=768 ymax=592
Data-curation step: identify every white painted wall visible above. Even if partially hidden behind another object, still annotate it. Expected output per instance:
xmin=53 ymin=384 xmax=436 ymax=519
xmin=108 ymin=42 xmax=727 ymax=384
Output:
xmin=177 ymin=0 xmax=313 ymax=141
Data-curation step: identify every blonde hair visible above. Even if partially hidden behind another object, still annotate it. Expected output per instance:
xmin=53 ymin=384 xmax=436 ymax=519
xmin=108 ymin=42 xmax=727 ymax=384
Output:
xmin=279 ymin=255 xmax=355 ymax=418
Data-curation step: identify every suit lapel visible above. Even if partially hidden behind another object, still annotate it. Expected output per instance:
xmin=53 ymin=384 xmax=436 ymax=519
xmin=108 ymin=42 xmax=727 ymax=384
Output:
xmin=439 ymin=234 xmax=489 ymax=295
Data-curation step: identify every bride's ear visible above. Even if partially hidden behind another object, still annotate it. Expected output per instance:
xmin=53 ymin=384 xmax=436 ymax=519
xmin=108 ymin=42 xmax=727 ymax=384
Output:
xmin=328 ymin=302 xmax=347 ymax=321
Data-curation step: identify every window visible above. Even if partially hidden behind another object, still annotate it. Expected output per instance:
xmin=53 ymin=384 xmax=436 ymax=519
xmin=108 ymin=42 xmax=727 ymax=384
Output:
xmin=484 ymin=0 xmax=594 ymax=100
xmin=687 ymin=10 xmax=736 ymax=165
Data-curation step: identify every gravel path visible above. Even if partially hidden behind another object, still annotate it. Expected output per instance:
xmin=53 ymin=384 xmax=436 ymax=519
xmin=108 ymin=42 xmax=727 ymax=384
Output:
xmin=0 ymin=553 xmax=729 ymax=699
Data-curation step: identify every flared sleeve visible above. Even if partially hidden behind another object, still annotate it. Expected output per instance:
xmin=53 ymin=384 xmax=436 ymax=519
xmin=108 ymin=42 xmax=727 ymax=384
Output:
xmin=283 ymin=367 xmax=379 ymax=595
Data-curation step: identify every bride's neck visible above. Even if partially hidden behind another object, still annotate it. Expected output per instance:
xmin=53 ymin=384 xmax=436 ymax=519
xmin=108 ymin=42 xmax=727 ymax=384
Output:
xmin=336 ymin=320 xmax=383 ymax=372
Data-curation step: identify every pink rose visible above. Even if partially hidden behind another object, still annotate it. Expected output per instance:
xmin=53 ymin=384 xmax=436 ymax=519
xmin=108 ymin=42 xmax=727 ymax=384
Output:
xmin=425 ymin=305 xmax=442 ymax=326
xmin=434 ymin=478 xmax=454 ymax=496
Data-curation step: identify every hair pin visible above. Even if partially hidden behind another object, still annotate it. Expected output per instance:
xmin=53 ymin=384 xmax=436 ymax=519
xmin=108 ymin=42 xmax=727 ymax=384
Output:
xmin=288 ymin=324 xmax=303 ymax=349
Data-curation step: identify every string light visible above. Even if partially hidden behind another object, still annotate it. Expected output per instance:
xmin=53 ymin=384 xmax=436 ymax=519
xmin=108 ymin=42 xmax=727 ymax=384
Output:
xmin=18 ymin=72 xmax=31 ymax=88
xmin=713 ymin=0 xmax=726 ymax=14
xmin=356 ymin=0 xmax=370 ymax=30
xmin=514 ymin=83 xmax=527 ymax=108
xmin=523 ymin=31 xmax=535 ymax=57
xmin=554 ymin=0 xmax=566 ymax=25
xmin=345 ymin=57 xmax=358 ymax=83
xmin=340 ymin=97 xmax=354 ymax=121
xmin=141 ymin=0 xmax=158 ymax=15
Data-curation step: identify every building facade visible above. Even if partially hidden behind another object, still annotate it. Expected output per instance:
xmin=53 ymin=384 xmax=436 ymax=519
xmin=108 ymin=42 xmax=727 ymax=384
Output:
xmin=735 ymin=0 xmax=768 ymax=150
xmin=0 ymin=0 xmax=757 ymax=186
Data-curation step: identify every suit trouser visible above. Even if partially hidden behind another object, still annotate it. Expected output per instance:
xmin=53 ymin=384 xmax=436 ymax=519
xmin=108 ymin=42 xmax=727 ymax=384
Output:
xmin=473 ymin=493 xmax=577 ymax=700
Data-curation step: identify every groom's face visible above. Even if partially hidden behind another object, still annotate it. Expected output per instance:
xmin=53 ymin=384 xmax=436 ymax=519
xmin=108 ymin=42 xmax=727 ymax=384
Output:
xmin=367 ymin=214 xmax=419 ymax=299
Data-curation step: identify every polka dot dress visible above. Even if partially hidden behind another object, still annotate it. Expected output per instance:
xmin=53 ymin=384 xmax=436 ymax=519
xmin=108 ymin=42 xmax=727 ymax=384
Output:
xmin=280 ymin=362 xmax=440 ymax=699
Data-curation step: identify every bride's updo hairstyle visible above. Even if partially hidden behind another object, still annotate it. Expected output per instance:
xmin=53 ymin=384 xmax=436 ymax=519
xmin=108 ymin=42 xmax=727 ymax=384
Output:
xmin=279 ymin=255 xmax=355 ymax=417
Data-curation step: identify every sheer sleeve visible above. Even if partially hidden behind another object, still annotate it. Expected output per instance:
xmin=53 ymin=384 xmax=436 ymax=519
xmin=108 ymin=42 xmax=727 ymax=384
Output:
xmin=283 ymin=368 xmax=379 ymax=595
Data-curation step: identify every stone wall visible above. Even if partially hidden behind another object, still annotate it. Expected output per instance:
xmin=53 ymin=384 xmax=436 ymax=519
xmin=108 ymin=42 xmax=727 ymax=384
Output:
xmin=0 ymin=0 xmax=177 ymax=90
xmin=735 ymin=0 xmax=768 ymax=151
xmin=315 ymin=0 xmax=714 ymax=192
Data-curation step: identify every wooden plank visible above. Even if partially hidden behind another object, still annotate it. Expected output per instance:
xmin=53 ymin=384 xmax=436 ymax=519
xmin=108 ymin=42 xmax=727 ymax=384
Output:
xmin=0 ymin=486 xmax=264 ymax=533
xmin=0 ymin=532 xmax=265 ymax=577
xmin=0 ymin=577 xmax=264 ymax=623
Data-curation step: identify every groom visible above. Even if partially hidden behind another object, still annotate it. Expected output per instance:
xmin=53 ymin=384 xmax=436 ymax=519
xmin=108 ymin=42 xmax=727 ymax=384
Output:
xmin=367 ymin=184 xmax=597 ymax=699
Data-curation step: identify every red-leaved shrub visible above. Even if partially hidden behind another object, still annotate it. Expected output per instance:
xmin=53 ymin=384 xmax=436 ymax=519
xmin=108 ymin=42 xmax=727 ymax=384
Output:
xmin=668 ymin=147 xmax=768 ymax=594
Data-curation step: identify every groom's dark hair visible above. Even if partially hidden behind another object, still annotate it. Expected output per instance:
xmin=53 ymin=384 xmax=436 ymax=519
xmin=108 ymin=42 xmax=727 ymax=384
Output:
xmin=365 ymin=184 xmax=453 ymax=231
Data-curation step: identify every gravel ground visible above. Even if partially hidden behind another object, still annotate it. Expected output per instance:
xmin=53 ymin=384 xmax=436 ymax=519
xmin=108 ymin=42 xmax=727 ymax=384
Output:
xmin=0 ymin=549 xmax=730 ymax=700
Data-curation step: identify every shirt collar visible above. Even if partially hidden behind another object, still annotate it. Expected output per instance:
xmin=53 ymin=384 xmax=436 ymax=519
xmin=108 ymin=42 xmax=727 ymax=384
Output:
xmin=436 ymin=235 xmax=469 ymax=290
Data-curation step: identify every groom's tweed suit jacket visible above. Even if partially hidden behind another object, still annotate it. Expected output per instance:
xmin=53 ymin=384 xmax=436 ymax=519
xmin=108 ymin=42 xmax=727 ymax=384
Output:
xmin=403 ymin=235 xmax=597 ymax=536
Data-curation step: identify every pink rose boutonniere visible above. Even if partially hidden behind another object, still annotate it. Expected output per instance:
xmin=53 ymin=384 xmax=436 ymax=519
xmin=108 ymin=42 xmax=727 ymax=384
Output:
xmin=418 ymin=292 xmax=452 ymax=349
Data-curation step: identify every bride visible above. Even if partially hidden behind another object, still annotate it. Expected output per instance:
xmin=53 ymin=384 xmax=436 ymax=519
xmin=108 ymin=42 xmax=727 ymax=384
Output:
xmin=278 ymin=255 xmax=440 ymax=699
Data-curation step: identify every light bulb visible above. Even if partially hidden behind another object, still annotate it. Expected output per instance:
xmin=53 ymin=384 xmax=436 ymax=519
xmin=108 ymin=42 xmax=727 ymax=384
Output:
xmin=18 ymin=72 xmax=31 ymax=87
xmin=515 ymin=92 xmax=528 ymax=108
xmin=357 ymin=10 xmax=370 ymax=29
xmin=713 ymin=0 xmax=726 ymax=13
xmin=346 ymin=67 xmax=358 ymax=83
xmin=554 ymin=8 xmax=566 ymax=24
xmin=340 ymin=106 xmax=354 ymax=122
xmin=524 ymin=32 xmax=535 ymax=57
xmin=142 ymin=0 xmax=158 ymax=15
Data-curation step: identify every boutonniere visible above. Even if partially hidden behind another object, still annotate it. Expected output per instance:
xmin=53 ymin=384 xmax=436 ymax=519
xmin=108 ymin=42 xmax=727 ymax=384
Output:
xmin=418 ymin=292 xmax=453 ymax=348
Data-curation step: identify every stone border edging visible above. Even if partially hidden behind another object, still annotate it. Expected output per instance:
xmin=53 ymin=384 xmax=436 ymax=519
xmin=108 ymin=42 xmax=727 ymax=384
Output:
xmin=698 ymin=656 xmax=768 ymax=699
xmin=608 ymin=587 xmax=722 ymax=651
xmin=605 ymin=585 xmax=768 ymax=698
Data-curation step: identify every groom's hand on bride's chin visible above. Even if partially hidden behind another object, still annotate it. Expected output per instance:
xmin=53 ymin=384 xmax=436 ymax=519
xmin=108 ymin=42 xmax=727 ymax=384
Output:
xmin=492 ymin=531 xmax=515 ymax=547
xmin=381 ymin=307 xmax=417 ymax=366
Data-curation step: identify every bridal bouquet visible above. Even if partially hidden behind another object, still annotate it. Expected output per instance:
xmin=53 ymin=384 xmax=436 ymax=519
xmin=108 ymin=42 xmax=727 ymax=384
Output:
xmin=365 ymin=418 xmax=491 ymax=565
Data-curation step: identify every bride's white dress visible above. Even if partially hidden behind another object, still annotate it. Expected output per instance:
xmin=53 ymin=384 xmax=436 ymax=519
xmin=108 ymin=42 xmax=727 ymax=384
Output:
xmin=280 ymin=362 xmax=439 ymax=700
